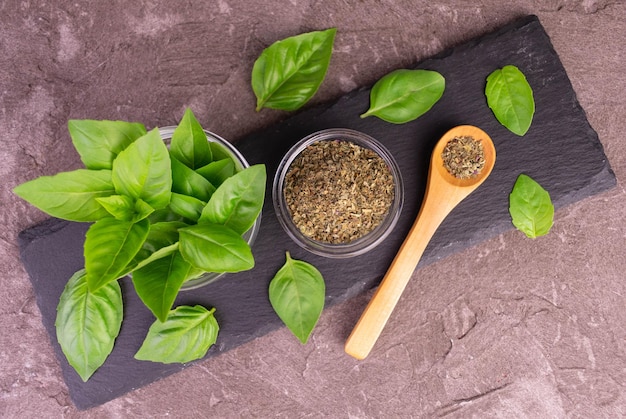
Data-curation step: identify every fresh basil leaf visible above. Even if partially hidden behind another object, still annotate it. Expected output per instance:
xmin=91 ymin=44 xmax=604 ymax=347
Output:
xmin=169 ymin=192 xmax=205 ymax=222
xmin=134 ymin=305 xmax=219 ymax=364
xmin=85 ymin=217 xmax=150 ymax=291
xmin=112 ymin=128 xmax=172 ymax=210
xmin=13 ymin=169 xmax=114 ymax=222
xmin=96 ymin=195 xmax=154 ymax=222
xmin=171 ymin=156 xmax=216 ymax=202
xmin=485 ymin=65 xmax=535 ymax=136
xmin=132 ymin=250 xmax=200 ymax=322
xmin=361 ymin=69 xmax=445 ymax=124
xmin=56 ymin=269 xmax=122 ymax=382
xmin=196 ymin=158 xmax=236 ymax=186
xmin=199 ymin=164 xmax=266 ymax=235
xmin=179 ymin=224 xmax=254 ymax=272
xmin=68 ymin=119 xmax=147 ymax=170
xmin=124 ymin=221 xmax=185 ymax=274
xmin=509 ymin=174 xmax=554 ymax=238
xmin=170 ymin=108 xmax=212 ymax=169
xmin=269 ymin=252 xmax=325 ymax=344
xmin=252 ymin=28 xmax=336 ymax=111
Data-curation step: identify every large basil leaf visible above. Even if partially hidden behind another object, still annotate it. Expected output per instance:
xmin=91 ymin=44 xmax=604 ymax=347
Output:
xmin=179 ymin=224 xmax=254 ymax=272
xmin=68 ymin=119 xmax=147 ymax=170
xmin=169 ymin=192 xmax=205 ymax=222
xmin=199 ymin=164 xmax=266 ymax=234
xmin=509 ymin=174 xmax=554 ymax=238
xmin=134 ymin=305 xmax=219 ymax=364
xmin=170 ymin=108 xmax=212 ymax=169
xmin=56 ymin=269 xmax=122 ymax=382
xmin=252 ymin=28 xmax=336 ymax=111
xmin=196 ymin=158 xmax=235 ymax=186
xmin=132 ymin=250 xmax=200 ymax=322
xmin=269 ymin=252 xmax=325 ymax=344
xmin=13 ymin=169 xmax=114 ymax=222
xmin=171 ymin=156 xmax=215 ymax=202
xmin=112 ymin=128 xmax=172 ymax=210
xmin=85 ymin=217 xmax=150 ymax=291
xmin=485 ymin=65 xmax=535 ymax=136
xmin=361 ymin=69 xmax=445 ymax=124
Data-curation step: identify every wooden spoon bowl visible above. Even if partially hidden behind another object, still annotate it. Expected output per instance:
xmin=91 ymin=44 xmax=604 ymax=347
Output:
xmin=345 ymin=125 xmax=496 ymax=360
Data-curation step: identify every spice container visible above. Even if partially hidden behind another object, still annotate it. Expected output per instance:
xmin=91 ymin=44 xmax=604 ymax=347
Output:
xmin=273 ymin=128 xmax=403 ymax=258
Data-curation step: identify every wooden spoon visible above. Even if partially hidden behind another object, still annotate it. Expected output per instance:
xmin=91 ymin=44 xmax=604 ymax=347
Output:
xmin=345 ymin=125 xmax=496 ymax=360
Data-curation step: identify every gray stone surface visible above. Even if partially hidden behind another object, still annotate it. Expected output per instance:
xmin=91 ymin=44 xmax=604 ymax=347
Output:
xmin=1 ymin=1 xmax=625 ymax=417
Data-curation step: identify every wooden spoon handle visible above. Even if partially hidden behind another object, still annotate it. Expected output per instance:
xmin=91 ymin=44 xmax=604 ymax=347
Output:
xmin=344 ymin=199 xmax=449 ymax=360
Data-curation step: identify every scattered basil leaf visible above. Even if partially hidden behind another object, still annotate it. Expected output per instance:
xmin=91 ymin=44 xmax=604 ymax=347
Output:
xmin=56 ymin=269 xmax=122 ymax=382
xmin=179 ymin=223 xmax=254 ymax=272
xmin=269 ymin=252 xmax=325 ymax=344
xmin=361 ymin=69 xmax=445 ymax=124
xmin=112 ymin=128 xmax=172 ymax=210
xmin=485 ymin=65 xmax=535 ymax=136
xmin=85 ymin=217 xmax=150 ymax=291
xmin=171 ymin=156 xmax=216 ymax=202
xmin=509 ymin=174 xmax=554 ymax=238
xmin=135 ymin=305 xmax=219 ymax=364
xmin=196 ymin=158 xmax=236 ymax=186
xmin=68 ymin=119 xmax=147 ymax=170
xmin=169 ymin=192 xmax=206 ymax=222
xmin=132 ymin=250 xmax=200 ymax=322
xmin=170 ymin=108 xmax=212 ymax=169
xmin=199 ymin=164 xmax=266 ymax=235
xmin=96 ymin=195 xmax=154 ymax=222
xmin=252 ymin=28 xmax=337 ymax=111
xmin=13 ymin=169 xmax=114 ymax=222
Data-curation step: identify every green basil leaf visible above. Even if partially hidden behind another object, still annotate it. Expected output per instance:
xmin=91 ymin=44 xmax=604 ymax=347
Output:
xmin=112 ymin=128 xmax=172 ymax=210
xmin=55 ymin=269 xmax=122 ymax=381
xmin=361 ymin=69 xmax=445 ymax=124
xmin=509 ymin=174 xmax=554 ymax=238
xmin=124 ymin=221 xmax=185 ymax=273
xmin=170 ymin=108 xmax=212 ymax=169
xmin=269 ymin=252 xmax=325 ymax=344
xmin=199 ymin=164 xmax=266 ymax=235
xmin=134 ymin=305 xmax=219 ymax=364
xmin=179 ymin=224 xmax=254 ymax=272
xmin=485 ymin=65 xmax=535 ymax=136
xmin=85 ymin=218 xmax=150 ymax=291
xmin=196 ymin=158 xmax=236 ymax=186
xmin=68 ymin=119 xmax=147 ymax=170
xmin=13 ymin=169 xmax=114 ymax=222
xmin=169 ymin=193 xmax=205 ymax=222
xmin=96 ymin=195 xmax=154 ymax=222
xmin=132 ymin=250 xmax=200 ymax=322
xmin=252 ymin=28 xmax=336 ymax=111
xmin=171 ymin=156 xmax=216 ymax=202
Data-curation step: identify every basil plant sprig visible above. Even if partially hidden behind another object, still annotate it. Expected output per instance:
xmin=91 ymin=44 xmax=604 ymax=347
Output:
xmin=14 ymin=108 xmax=266 ymax=381
xmin=252 ymin=28 xmax=337 ymax=111
xmin=485 ymin=65 xmax=535 ymax=136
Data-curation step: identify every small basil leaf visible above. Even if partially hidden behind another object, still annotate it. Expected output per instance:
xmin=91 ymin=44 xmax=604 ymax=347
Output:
xmin=196 ymin=158 xmax=236 ymax=186
xmin=13 ymin=169 xmax=114 ymax=222
xmin=269 ymin=252 xmax=325 ymax=344
xmin=132 ymin=250 xmax=200 ymax=322
xmin=509 ymin=174 xmax=554 ymax=238
xmin=96 ymin=195 xmax=154 ymax=222
xmin=56 ymin=269 xmax=122 ymax=381
xmin=485 ymin=65 xmax=535 ymax=136
xmin=199 ymin=164 xmax=266 ymax=235
xmin=112 ymin=128 xmax=172 ymax=210
xmin=68 ymin=119 xmax=147 ymax=170
xmin=169 ymin=192 xmax=205 ymax=222
xmin=85 ymin=217 xmax=150 ymax=291
xmin=124 ymin=221 xmax=185 ymax=274
xmin=171 ymin=156 xmax=216 ymax=202
xmin=252 ymin=28 xmax=336 ymax=111
xmin=179 ymin=224 xmax=254 ymax=272
xmin=170 ymin=108 xmax=212 ymax=169
xmin=134 ymin=305 xmax=219 ymax=364
xmin=361 ymin=69 xmax=445 ymax=124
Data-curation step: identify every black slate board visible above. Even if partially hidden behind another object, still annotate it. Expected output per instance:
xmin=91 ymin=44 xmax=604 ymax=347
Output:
xmin=18 ymin=15 xmax=616 ymax=410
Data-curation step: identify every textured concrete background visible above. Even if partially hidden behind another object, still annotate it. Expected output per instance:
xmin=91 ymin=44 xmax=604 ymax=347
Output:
xmin=1 ymin=1 xmax=625 ymax=417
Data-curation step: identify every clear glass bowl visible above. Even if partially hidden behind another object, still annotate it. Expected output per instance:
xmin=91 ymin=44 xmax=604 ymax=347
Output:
xmin=158 ymin=126 xmax=262 ymax=290
xmin=272 ymin=128 xmax=404 ymax=258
